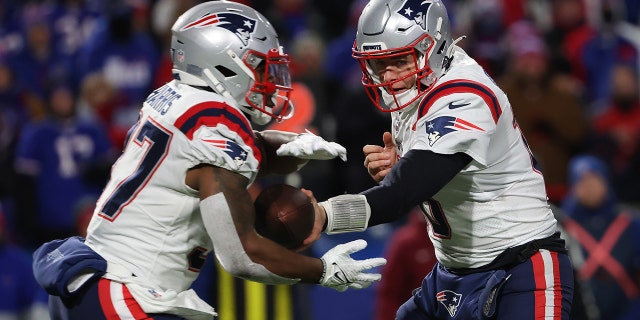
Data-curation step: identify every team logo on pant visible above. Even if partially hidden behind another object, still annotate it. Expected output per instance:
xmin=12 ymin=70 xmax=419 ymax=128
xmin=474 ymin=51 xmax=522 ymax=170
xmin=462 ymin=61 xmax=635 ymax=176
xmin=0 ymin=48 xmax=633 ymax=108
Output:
xmin=436 ymin=290 xmax=462 ymax=317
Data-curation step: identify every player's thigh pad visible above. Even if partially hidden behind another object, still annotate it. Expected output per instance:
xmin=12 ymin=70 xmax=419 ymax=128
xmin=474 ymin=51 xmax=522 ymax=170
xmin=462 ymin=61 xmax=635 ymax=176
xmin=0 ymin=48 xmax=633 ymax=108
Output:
xmin=397 ymin=262 xmax=510 ymax=320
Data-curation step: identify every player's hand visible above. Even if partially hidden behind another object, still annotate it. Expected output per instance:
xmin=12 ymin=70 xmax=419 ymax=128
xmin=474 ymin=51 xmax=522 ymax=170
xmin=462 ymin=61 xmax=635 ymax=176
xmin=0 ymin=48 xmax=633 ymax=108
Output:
xmin=363 ymin=132 xmax=397 ymax=183
xmin=319 ymin=239 xmax=386 ymax=292
xmin=298 ymin=188 xmax=325 ymax=252
xmin=276 ymin=130 xmax=347 ymax=161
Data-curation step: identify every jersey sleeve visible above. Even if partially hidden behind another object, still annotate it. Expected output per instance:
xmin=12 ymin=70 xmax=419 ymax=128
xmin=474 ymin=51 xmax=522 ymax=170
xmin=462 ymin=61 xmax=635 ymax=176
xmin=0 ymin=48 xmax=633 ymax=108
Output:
xmin=189 ymin=125 xmax=260 ymax=179
xmin=173 ymin=101 xmax=261 ymax=181
xmin=410 ymin=81 xmax=503 ymax=166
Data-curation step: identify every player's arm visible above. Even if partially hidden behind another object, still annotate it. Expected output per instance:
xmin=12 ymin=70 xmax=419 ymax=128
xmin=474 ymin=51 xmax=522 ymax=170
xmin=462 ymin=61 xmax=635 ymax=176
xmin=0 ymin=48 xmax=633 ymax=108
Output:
xmin=187 ymin=164 xmax=386 ymax=290
xmin=254 ymin=129 xmax=347 ymax=177
xmin=316 ymin=150 xmax=471 ymax=233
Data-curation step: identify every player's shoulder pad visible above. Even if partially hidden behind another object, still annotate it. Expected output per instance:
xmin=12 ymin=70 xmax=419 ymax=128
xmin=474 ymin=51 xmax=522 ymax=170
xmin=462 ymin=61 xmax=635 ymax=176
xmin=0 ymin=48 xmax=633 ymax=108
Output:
xmin=415 ymin=79 xmax=502 ymax=128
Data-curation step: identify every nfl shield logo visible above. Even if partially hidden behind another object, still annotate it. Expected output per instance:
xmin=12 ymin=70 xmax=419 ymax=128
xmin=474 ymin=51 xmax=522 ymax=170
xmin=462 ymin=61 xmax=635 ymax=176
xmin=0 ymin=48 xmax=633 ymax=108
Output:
xmin=177 ymin=49 xmax=185 ymax=63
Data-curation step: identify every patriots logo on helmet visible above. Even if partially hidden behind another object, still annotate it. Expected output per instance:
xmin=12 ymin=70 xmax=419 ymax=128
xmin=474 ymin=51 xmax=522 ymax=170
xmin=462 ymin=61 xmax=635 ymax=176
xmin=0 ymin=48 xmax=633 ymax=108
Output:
xmin=204 ymin=139 xmax=249 ymax=167
xmin=425 ymin=116 xmax=485 ymax=146
xmin=397 ymin=0 xmax=432 ymax=30
xmin=436 ymin=290 xmax=462 ymax=317
xmin=181 ymin=12 xmax=257 ymax=45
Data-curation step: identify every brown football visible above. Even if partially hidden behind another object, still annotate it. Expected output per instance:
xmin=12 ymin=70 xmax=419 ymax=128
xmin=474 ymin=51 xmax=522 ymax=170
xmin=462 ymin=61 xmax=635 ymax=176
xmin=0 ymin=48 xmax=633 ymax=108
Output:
xmin=254 ymin=184 xmax=315 ymax=250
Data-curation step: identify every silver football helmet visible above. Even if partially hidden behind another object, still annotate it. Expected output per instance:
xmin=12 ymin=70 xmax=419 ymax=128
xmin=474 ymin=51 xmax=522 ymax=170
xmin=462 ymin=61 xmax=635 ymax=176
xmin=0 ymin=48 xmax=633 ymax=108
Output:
xmin=352 ymin=0 xmax=456 ymax=112
xmin=170 ymin=1 xmax=293 ymax=125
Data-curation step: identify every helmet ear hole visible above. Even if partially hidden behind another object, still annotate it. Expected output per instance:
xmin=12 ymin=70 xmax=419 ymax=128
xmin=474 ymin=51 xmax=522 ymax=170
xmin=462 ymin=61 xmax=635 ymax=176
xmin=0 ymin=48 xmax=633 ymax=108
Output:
xmin=215 ymin=65 xmax=237 ymax=78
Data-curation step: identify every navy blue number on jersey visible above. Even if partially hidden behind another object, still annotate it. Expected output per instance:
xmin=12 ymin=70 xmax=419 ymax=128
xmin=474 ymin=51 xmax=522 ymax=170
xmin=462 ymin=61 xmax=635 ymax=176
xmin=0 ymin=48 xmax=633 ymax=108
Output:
xmin=99 ymin=119 xmax=172 ymax=220
xmin=421 ymin=199 xmax=452 ymax=239
xmin=512 ymin=117 xmax=542 ymax=174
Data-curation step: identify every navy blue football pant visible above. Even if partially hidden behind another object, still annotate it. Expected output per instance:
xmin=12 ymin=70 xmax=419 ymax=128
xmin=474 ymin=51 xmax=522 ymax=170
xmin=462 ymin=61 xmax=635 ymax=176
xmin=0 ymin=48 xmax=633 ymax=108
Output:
xmin=49 ymin=278 xmax=185 ymax=320
xmin=396 ymin=249 xmax=574 ymax=319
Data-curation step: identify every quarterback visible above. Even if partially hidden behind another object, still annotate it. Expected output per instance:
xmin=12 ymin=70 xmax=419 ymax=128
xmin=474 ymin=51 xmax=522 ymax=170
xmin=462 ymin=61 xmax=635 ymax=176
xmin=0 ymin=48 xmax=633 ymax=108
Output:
xmin=312 ymin=0 xmax=575 ymax=319
xmin=31 ymin=2 xmax=385 ymax=319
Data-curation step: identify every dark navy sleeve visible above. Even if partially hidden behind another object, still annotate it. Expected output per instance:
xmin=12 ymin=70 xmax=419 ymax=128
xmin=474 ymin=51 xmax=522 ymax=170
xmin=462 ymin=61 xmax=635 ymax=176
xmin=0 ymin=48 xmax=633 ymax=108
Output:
xmin=361 ymin=149 xmax=471 ymax=226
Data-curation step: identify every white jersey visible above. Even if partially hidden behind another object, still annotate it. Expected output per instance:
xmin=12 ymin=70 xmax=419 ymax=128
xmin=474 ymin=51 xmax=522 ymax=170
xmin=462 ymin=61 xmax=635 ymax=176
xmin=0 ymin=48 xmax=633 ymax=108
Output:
xmin=393 ymin=47 xmax=557 ymax=269
xmin=85 ymin=81 xmax=260 ymax=316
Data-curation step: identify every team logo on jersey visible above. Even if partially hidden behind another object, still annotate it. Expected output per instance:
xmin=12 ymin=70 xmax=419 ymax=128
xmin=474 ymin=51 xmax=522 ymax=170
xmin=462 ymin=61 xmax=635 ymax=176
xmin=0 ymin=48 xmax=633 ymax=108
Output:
xmin=181 ymin=12 xmax=257 ymax=45
xmin=425 ymin=116 xmax=485 ymax=146
xmin=204 ymin=139 xmax=249 ymax=167
xmin=437 ymin=290 xmax=462 ymax=317
xmin=397 ymin=0 xmax=432 ymax=30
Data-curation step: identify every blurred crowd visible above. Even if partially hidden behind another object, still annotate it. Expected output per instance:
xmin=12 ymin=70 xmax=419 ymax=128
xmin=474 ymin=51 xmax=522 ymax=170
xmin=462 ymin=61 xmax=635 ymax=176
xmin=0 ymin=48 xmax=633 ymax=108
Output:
xmin=0 ymin=0 xmax=639 ymax=319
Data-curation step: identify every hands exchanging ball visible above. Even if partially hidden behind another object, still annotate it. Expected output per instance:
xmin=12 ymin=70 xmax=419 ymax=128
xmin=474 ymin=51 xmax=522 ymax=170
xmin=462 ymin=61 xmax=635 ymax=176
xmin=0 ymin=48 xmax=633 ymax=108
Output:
xmin=254 ymin=184 xmax=316 ymax=250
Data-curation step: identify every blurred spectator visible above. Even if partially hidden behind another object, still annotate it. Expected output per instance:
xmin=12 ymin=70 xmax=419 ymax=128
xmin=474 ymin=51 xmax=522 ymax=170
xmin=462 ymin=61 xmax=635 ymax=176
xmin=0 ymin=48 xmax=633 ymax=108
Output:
xmin=48 ymin=0 xmax=103 ymax=62
xmin=559 ymin=155 xmax=640 ymax=320
xmin=0 ymin=0 xmax=23 ymax=57
xmin=289 ymin=30 xmax=326 ymax=114
xmin=7 ymin=2 xmax=73 ymax=102
xmin=77 ymin=72 xmax=129 ymax=150
xmin=589 ymin=64 xmax=640 ymax=203
xmin=498 ymin=20 xmax=587 ymax=203
xmin=375 ymin=210 xmax=436 ymax=320
xmin=457 ymin=0 xmax=509 ymax=76
xmin=263 ymin=0 xmax=326 ymax=48
xmin=13 ymin=83 xmax=115 ymax=247
xmin=0 ymin=60 xmax=29 ymax=201
xmin=73 ymin=1 xmax=159 ymax=140
xmin=150 ymin=0 xmax=199 ymax=89
xmin=322 ymin=0 xmax=368 ymax=98
xmin=542 ymin=0 xmax=596 ymax=87
xmin=0 ymin=204 xmax=49 ymax=320
xmin=580 ymin=2 xmax=639 ymax=116
xmin=308 ymin=0 xmax=356 ymax=40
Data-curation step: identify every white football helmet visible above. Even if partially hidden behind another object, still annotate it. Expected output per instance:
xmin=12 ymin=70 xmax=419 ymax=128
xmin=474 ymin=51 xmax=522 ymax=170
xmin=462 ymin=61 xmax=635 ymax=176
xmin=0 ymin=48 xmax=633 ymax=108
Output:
xmin=352 ymin=0 xmax=456 ymax=112
xmin=171 ymin=1 xmax=293 ymax=125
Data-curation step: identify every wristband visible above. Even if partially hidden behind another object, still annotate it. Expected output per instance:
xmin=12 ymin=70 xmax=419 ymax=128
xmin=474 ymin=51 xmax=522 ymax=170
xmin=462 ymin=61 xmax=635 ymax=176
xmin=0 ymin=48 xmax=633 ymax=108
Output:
xmin=319 ymin=194 xmax=370 ymax=234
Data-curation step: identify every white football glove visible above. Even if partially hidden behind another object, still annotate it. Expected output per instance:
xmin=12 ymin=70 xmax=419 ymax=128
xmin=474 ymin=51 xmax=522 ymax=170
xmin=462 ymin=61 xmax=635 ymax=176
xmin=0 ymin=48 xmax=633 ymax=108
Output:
xmin=319 ymin=239 xmax=387 ymax=292
xmin=276 ymin=130 xmax=347 ymax=161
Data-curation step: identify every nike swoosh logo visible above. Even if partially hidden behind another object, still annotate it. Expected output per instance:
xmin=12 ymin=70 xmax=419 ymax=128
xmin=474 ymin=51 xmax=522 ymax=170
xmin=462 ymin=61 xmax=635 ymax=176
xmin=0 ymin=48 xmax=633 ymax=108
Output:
xmin=332 ymin=263 xmax=351 ymax=283
xmin=448 ymin=102 xmax=470 ymax=109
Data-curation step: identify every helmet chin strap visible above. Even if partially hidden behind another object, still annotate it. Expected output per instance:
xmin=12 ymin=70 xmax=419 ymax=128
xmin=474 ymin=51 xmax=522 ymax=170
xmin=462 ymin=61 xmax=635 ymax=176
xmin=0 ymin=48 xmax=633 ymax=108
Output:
xmin=443 ymin=36 xmax=467 ymax=72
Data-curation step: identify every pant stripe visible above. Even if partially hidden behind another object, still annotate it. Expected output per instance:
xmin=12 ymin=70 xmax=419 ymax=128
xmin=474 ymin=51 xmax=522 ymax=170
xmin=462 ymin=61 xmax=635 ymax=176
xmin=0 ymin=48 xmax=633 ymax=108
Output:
xmin=533 ymin=249 xmax=562 ymax=319
xmin=122 ymin=283 xmax=151 ymax=319
xmin=99 ymin=278 xmax=120 ymax=319
xmin=98 ymin=278 xmax=150 ymax=320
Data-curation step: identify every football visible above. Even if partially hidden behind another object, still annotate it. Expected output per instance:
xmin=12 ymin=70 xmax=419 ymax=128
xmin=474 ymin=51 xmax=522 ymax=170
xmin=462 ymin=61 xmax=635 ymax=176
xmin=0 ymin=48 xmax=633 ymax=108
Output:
xmin=254 ymin=184 xmax=315 ymax=250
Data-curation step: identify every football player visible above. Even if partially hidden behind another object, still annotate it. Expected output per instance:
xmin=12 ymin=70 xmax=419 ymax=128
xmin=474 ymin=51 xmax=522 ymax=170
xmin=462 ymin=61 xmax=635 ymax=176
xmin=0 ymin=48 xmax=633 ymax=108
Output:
xmin=32 ymin=1 xmax=385 ymax=319
xmin=311 ymin=0 xmax=575 ymax=319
